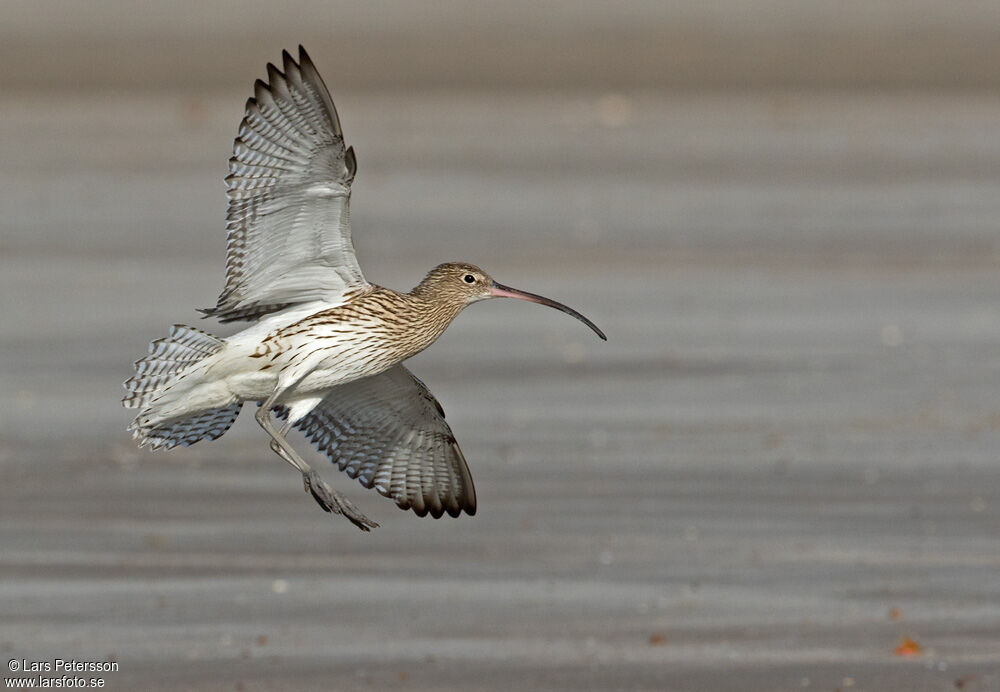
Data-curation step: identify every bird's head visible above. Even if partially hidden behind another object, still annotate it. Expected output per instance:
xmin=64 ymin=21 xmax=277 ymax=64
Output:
xmin=412 ymin=262 xmax=606 ymax=340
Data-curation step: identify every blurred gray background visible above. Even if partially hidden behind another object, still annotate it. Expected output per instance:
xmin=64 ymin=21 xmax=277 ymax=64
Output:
xmin=2 ymin=2 xmax=999 ymax=690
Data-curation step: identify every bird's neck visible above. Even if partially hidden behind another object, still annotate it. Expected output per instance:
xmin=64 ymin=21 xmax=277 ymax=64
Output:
xmin=400 ymin=288 xmax=466 ymax=345
xmin=409 ymin=290 xmax=465 ymax=322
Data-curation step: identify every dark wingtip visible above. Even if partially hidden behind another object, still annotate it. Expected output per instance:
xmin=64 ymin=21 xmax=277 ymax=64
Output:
xmin=265 ymin=62 xmax=284 ymax=83
xmin=345 ymin=146 xmax=357 ymax=179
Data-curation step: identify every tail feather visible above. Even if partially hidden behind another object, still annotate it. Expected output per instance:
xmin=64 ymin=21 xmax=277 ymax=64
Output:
xmin=124 ymin=324 xmax=240 ymax=449
xmin=129 ymin=403 xmax=243 ymax=450
xmin=123 ymin=325 xmax=224 ymax=409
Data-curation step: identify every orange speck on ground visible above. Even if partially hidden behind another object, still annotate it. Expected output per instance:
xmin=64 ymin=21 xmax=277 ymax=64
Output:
xmin=894 ymin=635 xmax=922 ymax=656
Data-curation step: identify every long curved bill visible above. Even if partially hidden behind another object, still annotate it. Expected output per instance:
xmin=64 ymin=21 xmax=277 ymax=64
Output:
xmin=490 ymin=282 xmax=607 ymax=341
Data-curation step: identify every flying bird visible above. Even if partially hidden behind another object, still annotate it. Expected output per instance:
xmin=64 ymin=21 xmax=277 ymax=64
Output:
xmin=123 ymin=47 xmax=606 ymax=530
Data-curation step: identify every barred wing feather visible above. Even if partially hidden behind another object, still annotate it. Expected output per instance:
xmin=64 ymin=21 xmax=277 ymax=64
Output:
xmin=203 ymin=46 xmax=366 ymax=322
xmin=292 ymin=365 xmax=476 ymax=519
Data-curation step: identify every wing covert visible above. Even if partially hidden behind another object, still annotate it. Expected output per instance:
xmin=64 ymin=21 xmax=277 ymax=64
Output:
xmin=203 ymin=46 xmax=366 ymax=322
xmin=291 ymin=365 xmax=477 ymax=519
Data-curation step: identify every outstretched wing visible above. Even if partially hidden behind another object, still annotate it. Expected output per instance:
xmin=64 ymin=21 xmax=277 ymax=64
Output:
xmin=291 ymin=365 xmax=477 ymax=519
xmin=202 ymin=46 xmax=367 ymax=323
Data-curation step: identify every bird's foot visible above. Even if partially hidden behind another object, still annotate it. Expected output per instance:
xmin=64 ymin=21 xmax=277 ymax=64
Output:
xmin=302 ymin=470 xmax=379 ymax=531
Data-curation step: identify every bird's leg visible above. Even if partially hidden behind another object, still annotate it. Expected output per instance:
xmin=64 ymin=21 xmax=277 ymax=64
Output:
xmin=266 ymin=425 xmax=369 ymax=524
xmin=255 ymin=394 xmax=378 ymax=531
xmin=268 ymin=422 xmax=306 ymax=472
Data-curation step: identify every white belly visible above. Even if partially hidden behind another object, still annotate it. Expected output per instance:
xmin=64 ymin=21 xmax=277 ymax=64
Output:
xmin=292 ymin=354 xmax=397 ymax=394
xmin=222 ymin=339 xmax=398 ymax=402
xmin=225 ymin=370 xmax=279 ymax=401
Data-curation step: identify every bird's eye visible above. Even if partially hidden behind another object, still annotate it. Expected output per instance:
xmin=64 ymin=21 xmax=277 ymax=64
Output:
xmin=463 ymin=274 xmax=475 ymax=284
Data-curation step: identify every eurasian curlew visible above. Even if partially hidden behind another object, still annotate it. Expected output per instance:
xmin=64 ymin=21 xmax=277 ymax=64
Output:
xmin=123 ymin=47 xmax=605 ymax=530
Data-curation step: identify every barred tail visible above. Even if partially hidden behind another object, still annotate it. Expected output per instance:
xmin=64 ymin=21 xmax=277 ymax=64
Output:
xmin=129 ymin=404 xmax=243 ymax=450
xmin=123 ymin=324 xmax=242 ymax=450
